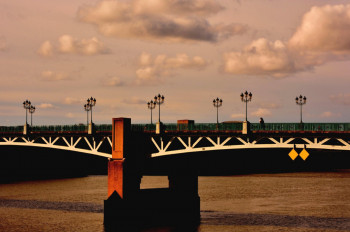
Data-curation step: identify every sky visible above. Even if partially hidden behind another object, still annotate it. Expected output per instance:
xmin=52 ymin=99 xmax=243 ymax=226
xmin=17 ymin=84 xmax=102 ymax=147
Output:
xmin=1 ymin=0 xmax=350 ymax=126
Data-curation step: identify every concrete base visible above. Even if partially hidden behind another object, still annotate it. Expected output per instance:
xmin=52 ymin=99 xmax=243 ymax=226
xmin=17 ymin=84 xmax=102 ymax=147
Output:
xmin=242 ymin=121 xmax=250 ymax=135
xmin=156 ymin=122 xmax=162 ymax=134
xmin=104 ymin=189 xmax=200 ymax=229
xmin=88 ymin=123 xmax=95 ymax=134
xmin=23 ymin=123 xmax=29 ymax=135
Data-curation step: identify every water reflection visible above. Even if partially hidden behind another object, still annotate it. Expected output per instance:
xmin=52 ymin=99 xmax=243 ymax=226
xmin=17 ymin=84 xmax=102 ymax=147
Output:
xmin=1 ymin=198 xmax=348 ymax=231
xmin=0 ymin=198 xmax=103 ymax=213
xmin=1 ymin=173 xmax=349 ymax=232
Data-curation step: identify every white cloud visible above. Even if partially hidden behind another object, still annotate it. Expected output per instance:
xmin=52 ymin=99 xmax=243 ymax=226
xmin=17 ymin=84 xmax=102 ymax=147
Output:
xmin=40 ymin=70 xmax=71 ymax=81
xmin=135 ymin=52 xmax=208 ymax=84
xmin=38 ymin=35 xmax=109 ymax=56
xmin=58 ymin=35 xmax=109 ymax=55
xmin=223 ymin=38 xmax=296 ymax=77
xmin=330 ymin=93 xmax=350 ymax=105
xmin=230 ymin=113 xmax=245 ymax=119
xmin=320 ymin=111 xmax=341 ymax=118
xmin=37 ymin=103 xmax=54 ymax=109
xmin=251 ymin=108 xmax=272 ymax=117
xmin=77 ymin=0 xmax=247 ymax=43
xmin=101 ymin=76 xmax=124 ymax=86
xmin=289 ymin=4 xmax=350 ymax=53
xmin=223 ymin=4 xmax=350 ymax=77
xmin=0 ymin=36 xmax=7 ymax=51
xmin=122 ymin=97 xmax=146 ymax=105
xmin=256 ymin=102 xmax=281 ymax=109
xmin=65 ymin=113 xmax=75 ymax=118
xmin=37 ymin=41 xmax=53 ymax=57
xmin=63 ymin=97 xmax=83 ymax=105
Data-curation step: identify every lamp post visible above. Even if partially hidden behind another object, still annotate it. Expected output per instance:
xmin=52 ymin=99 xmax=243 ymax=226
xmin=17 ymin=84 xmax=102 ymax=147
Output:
xmin=29 ymin=105 xmax=36 ymax=126
xmin=84 ymin=103 xmax=91 ymax=127
xmin=85 ymin=97 xmax=96 ymax=134
xmin=213 ymin=98 xmax=223 ymax=127
xmin=147 ymin=100 xmax=156 ymax=124
xmin=154 ymin=94 xmax=164 ymax=123
xmin=295 ymin=95 xmax=306 ymax=123
xmin=240 ymin=91 xmax=252 ymax=121
xmin=23 ymin=100 xmax=31 ymax=125
xmin=86 ymin=97 xmax=96 ymax=124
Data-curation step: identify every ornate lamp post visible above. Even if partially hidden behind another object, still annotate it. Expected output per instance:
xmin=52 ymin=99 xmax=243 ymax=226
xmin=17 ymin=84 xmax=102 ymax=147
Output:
xmin=154 ymin=94 xmax=164 ymax=134
xmin=154 ymin=94 xmax=164 ymax=123
xmin=213 ymin=98 xmax=223 ymax=126
xmin=23 ymin=100 xmax=31 ymax=125
xmin=22 ymin=99 xmax=32 ymax=135
xmin=85 ymin=97 xmax=96 ymax=134
xmin=147 ymin=100 xmax=156 ymax=124
xmin=84 ymin=103 xmax=91 ymax=127
xmin=295 ymin=95 xmax=306 ymax=123
xmin=29 ymin=105 xmax=36 ymax=126
xmin=240 ymin=91 xmax=252 ymax=121
xmin=86 ymin=97 xmax=96 ymax=124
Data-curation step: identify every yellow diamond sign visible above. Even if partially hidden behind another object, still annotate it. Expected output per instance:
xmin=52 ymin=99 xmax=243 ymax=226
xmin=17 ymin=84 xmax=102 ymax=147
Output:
xmin=299 ymin=148 xmax=309 ymax=160
xmin=288 ymin=148 xmax=298 ymax=160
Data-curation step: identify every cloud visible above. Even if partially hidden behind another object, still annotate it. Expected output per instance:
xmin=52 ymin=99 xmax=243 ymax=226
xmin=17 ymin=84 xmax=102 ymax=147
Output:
xmin=40 ymin=70 xmax=71 ymax=81
xmin=223 ymin=4 xmax=350 ymax=77
xmin=37 ymin=103 xmax=55 ymax=109
xmin=58 ymin=35 xmax=109 ymax=55
xmin=289 ymin=4 xmax=350 ymax=53
xmin=223 ymin=38 xmax=297 ymax=77
xmin=0 ymin=36 xmax=7 ymax=51
xmin=256 ymin=102 xmax=281 ymax=109
xmin=122 ymin=97 xmax=146 ymax=105
xmin=231 ymin=113 xmax=245 ymax=119
xmin=77 ymin=0 xmax=247 ymax=43
xmin=63 ymin=97 xmax=84 ymax=105
xmin=37 ymin=41 xmax=53 ymax=56
xmin=330 ymin=93 xmax=350 ymax=105
xmin=320 ymin=111 xmax=341 ymax=118
xmin=101 ymin=76 xmax=124 ymax=86
xmin=135 ymin=52 xmax=208 ymax=84
xmin=251 ymin=108 xmax=272 ymax=117
xmin=38 ymin=35 xmax=109 ymax=56
xmin=65 ymin=113 xmax=75 ymax=118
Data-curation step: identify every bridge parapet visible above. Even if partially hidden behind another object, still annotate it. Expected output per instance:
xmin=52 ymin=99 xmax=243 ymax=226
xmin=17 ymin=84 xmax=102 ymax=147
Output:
xmin=2 ymin=122 xmax=350 ymax=134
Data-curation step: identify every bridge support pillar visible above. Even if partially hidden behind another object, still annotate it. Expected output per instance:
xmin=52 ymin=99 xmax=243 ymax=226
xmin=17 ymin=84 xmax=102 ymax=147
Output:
xmin=168 ymin=169 xmax=200 ymax=221
xmin=104 ymin=117 xmax=200 ymax=229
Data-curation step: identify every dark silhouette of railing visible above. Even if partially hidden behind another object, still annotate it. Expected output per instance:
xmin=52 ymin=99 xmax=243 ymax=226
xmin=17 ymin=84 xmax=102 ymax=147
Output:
xmin=1 ymin=122 xmax=350 ymax=133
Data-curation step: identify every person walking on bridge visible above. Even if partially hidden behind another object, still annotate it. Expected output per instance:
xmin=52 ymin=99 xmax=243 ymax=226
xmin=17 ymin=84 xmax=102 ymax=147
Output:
xmin=260 ymin=117 xmax=265 ymax=130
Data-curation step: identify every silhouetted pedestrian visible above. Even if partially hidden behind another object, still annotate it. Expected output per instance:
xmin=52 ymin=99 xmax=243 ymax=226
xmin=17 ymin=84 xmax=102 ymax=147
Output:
xmin=260 ymin=117 xmax=265 ymax=130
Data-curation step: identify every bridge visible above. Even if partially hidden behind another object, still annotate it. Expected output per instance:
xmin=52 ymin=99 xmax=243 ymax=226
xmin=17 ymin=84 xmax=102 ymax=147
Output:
xmin=1 ymin=119 xmax=350 ymax=227
xmin=1 ymin=122 xmax=350 ymax=159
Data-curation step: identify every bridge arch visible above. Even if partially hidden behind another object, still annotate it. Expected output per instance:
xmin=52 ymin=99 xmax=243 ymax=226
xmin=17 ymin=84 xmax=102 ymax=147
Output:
xmin=150 ymin=135 xmax=350 ymax=157
xmin=0 ymin=135 xmax=112 ymax=158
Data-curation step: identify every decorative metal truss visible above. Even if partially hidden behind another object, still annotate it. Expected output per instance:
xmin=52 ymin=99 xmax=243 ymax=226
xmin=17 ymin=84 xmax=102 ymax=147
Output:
xmin=2 ymin=132 xmax=350 ymax=159
xmin=0 ymin=134 xmax=112 ymax=158
xmin=151 ymin=135 xmax=350 ymax=157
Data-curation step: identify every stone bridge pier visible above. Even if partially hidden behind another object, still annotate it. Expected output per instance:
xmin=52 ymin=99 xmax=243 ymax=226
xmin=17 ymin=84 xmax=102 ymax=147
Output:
xmin=104 ymin=118 xmax=200 ymax=228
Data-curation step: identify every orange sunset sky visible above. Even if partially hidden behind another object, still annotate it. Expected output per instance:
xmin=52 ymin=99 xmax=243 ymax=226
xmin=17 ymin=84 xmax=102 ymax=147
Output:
xmin=1 ymin=0 xmax=350 ymax=125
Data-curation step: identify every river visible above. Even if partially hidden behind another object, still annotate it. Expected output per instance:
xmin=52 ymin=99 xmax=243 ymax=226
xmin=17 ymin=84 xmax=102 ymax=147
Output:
xmin=0 ymin=171 xmax=349 ymax=232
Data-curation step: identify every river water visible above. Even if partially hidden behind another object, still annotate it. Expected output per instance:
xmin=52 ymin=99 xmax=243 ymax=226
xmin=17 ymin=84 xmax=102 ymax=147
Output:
xmin=0 ymin=171 xmax=349 ymax=232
